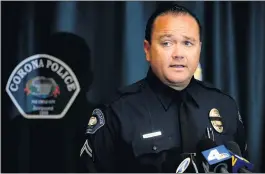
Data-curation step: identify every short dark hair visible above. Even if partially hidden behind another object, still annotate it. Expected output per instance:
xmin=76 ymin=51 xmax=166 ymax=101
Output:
xmin=145 ymin=4 xmax=202 ymax=44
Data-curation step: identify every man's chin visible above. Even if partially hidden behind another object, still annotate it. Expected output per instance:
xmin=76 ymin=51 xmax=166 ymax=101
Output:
xmin=165 ymin=76 xmax=191 ymax=87
xmin=167 ymin=77 xmax=189 ymax=84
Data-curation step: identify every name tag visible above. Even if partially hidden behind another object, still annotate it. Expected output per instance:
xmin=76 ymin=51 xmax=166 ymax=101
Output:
xmin=142 ymin=131 xmax=162 ymax=139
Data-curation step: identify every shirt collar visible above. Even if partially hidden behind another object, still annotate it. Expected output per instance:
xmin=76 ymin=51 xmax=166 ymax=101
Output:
xmin=145 ymin=68 xmax=200 ymax=110
xmin=183 ymin=76 xmax=200 ymax=108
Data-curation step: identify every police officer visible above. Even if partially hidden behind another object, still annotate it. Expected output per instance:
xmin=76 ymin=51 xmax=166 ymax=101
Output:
xmin=80 ymin=4 xmax=247 ymax=172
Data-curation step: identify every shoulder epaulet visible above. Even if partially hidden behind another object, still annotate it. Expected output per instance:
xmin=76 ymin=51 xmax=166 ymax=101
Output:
xmin=117 ymin=79 xmax=144 ymax=95
xmin=196 ymin=80 xmax=221 ymax=91
xmin=103 ymin=79 xmax=145 ymax=106
xmin=196 ymin=80 xmax=236 ymax=102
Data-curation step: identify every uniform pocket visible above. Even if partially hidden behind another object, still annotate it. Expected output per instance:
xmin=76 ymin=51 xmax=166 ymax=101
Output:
xmin=131 ymin=130 xmax=180 ymax=158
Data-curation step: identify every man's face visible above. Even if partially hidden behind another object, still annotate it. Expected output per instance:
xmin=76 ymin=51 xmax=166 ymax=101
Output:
xmin=144 ymin=13 xmax=201 ymax=87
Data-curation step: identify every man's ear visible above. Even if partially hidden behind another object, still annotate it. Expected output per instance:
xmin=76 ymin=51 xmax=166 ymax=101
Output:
xmin=144 ymin=40 xmax=151 ymax=62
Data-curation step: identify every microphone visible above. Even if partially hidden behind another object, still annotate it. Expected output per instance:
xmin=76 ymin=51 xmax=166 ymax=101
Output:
xmin=225 ymin=141 xmax=254 ymax=173
xmin=175 ymin=153 xmax=199 ymax=173
xmin=196 ymin=138 xmax=232 ymax=173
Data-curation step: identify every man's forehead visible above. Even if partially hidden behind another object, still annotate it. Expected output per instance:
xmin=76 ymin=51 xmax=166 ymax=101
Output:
xmin=152 ymin=14 xmax=200 ymax=38
xmin=153 ymin=30 xmax=198 ymax=42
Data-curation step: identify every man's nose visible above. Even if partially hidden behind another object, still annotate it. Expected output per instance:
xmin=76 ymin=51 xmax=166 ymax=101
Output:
xmin=172 ymin=44 xmax=184 ymax=60
xmin=172 ymin=55 xmax=184 ymax=59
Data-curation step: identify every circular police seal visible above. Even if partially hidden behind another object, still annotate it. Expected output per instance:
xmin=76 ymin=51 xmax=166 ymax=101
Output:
xmin=24 ymin=76 xmax=60 ymax=98
xmin=86 ymin=108 xmax=105 ymax=134
xmin=209 ymin=108 xmax=224 ymax=133
xmin=176 ymin=157 xmax=191 ymax=173
xmin=5 ymin=54 xmax=80 ymax=119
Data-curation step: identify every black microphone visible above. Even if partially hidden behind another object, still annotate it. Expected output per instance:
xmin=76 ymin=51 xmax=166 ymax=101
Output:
xmin=175 ymin=153 xmax=199 ymax=173
xmin=224 ymin=141 xmax=254 ymax=173
xmin=196 ymin=138 xmax=232 ymax=173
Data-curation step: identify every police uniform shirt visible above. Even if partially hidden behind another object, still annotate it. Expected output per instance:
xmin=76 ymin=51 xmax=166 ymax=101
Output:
xmin=80 ymin=68 xmax=247 ymax=173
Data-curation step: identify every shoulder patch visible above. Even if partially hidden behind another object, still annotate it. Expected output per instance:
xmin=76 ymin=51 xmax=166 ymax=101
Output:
xmin=86 ymin=108 xmax=105 ymax=134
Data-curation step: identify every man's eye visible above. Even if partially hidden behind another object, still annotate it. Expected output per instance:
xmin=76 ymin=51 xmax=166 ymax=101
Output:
xmin=161 ymin=41 xmax=172 ymax=47
xmin=184 ymin=41 xmax=193 ymax=46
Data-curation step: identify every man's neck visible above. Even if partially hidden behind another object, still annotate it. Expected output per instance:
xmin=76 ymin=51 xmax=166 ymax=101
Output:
xmin=166 ymin=79 xmax=191 ymax=91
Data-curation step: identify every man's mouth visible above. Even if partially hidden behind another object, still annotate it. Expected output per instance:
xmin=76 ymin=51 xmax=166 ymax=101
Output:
xmin=169 ymin=65 xmax=186 ymax=68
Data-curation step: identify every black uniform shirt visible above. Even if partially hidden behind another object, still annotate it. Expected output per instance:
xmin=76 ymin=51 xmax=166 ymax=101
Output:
xmin=80 ymin=69 xmax=247 ymax=172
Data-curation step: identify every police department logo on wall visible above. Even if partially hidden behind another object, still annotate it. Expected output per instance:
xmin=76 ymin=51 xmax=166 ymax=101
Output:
xmin=6 ymin=54 xmax=80 ymax=119
xmin=24 ymin=77 xmax=60 ymax=98
xmin=209 ymin=108 xmax=224 ymax=133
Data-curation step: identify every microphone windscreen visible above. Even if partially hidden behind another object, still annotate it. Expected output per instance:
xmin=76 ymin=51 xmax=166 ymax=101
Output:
xmin=196 ymin=138 xmax=217 ymax=154
xmin=224 ymin=141 xmax=242 ymax=156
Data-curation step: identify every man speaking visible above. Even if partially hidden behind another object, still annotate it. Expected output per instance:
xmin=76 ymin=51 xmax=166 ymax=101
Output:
xmin=80 ymin=4 xmax=248 ymax=172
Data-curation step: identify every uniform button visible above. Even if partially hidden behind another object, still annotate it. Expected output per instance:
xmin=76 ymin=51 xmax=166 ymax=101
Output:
xmin=152 ymin=145 xmax=157 ymax=151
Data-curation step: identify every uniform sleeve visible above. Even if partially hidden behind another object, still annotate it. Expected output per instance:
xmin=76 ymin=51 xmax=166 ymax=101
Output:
xmin=79 ymin=105 xmax=121 ymax=172
xmin=234 ymin=110 xmax=248 ymax=158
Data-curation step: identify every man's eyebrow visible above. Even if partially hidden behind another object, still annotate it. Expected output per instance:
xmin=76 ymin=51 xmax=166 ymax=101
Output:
xmin=158 ymin=34 xmax=174 ymax=40
xmin=158 ymin=34 xmax=197 ymax=42
xmin=182 ymin=35 xmax=197 ymax=42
